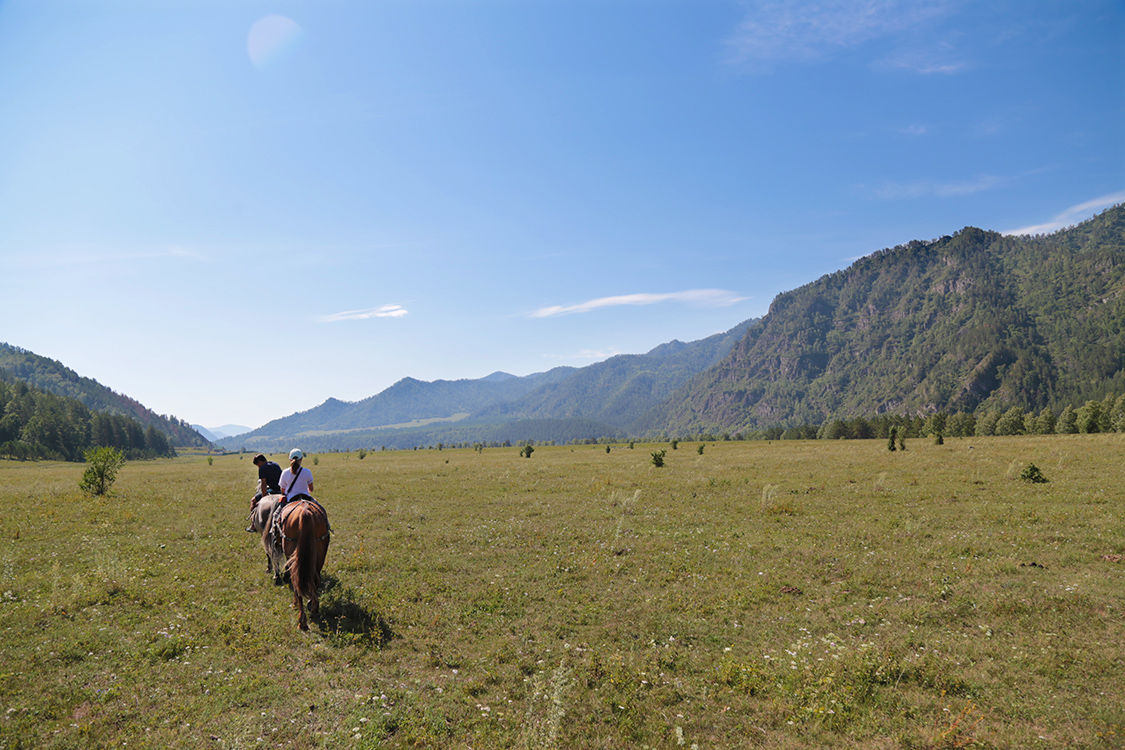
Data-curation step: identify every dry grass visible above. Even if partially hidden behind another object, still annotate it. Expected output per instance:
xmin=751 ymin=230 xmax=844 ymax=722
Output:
xmin=0 ymin=435 xmax=1123 ymax=748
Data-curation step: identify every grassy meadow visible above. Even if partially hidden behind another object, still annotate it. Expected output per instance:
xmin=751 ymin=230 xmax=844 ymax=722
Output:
xmin=0 ymin=435 xmax=1123 ymax=749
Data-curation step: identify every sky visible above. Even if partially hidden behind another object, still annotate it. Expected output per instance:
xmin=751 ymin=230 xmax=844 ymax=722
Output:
xmin=0 ymin=0 xmax=1122 ymax=431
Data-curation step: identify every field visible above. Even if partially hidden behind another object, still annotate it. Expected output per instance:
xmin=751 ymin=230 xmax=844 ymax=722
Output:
xmin=1 ymin=435 xmax=1122 ymax=749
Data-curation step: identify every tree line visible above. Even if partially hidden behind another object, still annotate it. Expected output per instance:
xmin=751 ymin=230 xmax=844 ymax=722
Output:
xmin=724 ymin=392 xmax=1125 ymax=442
xmin=0 ymin=376 xmax=175 ymax=461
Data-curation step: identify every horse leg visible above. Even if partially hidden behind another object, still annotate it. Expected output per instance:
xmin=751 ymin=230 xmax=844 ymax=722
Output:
xmin=294 ymin=588 xmax=307 ymax=630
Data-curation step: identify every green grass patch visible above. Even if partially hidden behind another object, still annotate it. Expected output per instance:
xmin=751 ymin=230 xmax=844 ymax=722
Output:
xmin=1 ymin=436 xmax=1123 ymax=747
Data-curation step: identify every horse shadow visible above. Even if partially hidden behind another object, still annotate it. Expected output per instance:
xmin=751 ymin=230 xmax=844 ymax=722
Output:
xmin=313 ymin=573 xmax=395 ymax=647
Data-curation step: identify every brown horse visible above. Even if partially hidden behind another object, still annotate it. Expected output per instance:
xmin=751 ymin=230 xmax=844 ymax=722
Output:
xmin=278 ymin=499 xmax=331 ymax=630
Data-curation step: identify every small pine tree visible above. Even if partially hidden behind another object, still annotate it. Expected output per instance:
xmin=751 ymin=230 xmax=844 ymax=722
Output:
xmin=697 ymin=444 xmax=705 ymax=455
xmin=934 ymin=432 xmax=944 ymax=445
xmin=651 ymin=449 xmax=666 ymax=467
xmin=887 ymin=427 xmax=897 ymax=452
xmin=1019 ymin=463 xmax=1048 ymax=483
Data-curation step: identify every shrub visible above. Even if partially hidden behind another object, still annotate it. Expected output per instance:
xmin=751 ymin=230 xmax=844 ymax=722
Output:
xmin=80 ymin=447 xmax=126 ymax=496
xmin=651 ymin=449 xmax=666 ymax=468
xmin=1019 ymin=463 xmax=1048 ymax=484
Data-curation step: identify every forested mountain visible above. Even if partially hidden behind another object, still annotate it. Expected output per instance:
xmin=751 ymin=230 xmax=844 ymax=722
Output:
xmin=647 ymin=205 xmax=1125 ymax=434
xmin=0 ymin=372 xmax=176 ymax=460
xmin=0 ymin=343 xmax=208 ymax=447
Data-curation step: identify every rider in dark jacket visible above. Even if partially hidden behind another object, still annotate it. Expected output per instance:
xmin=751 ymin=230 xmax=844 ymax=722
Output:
xmin=247 ymin=454 xmax=283 ymax=532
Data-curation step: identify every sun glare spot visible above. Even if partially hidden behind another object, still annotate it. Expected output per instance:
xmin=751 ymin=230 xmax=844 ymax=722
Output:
xmin=248 ymin=15 xmax=304 ymax=70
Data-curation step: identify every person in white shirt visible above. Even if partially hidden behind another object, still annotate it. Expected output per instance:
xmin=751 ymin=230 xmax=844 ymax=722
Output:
xmin=279 ymin=448 xmax=314 ymax=502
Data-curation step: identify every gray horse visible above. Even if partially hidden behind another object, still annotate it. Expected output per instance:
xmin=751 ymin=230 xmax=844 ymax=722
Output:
xmin=249 ymin=495 xmax=288 ymax=584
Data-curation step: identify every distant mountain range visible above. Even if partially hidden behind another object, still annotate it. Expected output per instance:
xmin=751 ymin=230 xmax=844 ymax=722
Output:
xmin=192 ymin=424 xmax=253 ymax=442
xmin=6 ymin=205 xmax=1122 ymax=453
xmin=219 ymin=319 xmax=758 ymax=451
xmin=221 ymin=204 xmax=1124 ymax=450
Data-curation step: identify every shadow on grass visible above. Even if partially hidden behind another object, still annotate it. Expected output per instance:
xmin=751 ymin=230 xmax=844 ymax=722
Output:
xmin=314 ymin=574 xmax=395 ymax=647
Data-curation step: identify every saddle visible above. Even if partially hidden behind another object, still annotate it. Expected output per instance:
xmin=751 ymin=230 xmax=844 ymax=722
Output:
xmin=267 ymin=496 xmax=330 ymax=549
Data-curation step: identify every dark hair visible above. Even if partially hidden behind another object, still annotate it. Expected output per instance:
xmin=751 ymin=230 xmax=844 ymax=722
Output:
xmin=252 ymin=454 xmax=267 ymax=464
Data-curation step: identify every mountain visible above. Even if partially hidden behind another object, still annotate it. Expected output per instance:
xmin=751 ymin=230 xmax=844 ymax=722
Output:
xmin=218 ymin=318 xmax=758 ymax=451
xmin=193 ymin=424 xmax=252 ymax=441
xmin=474 ymin=319 xmax=758 ymax=432
xmin=0 ymin=343 xmax=209 ymax=447
xmin=649 ymin=204 xmax=1125 ymax=434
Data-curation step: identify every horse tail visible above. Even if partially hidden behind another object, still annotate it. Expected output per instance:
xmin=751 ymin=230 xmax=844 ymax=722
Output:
xmin=287 ymin=505 xmax=321 ymax=603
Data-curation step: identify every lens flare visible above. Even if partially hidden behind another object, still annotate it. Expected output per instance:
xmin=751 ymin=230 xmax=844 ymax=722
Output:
xmin=247 ymin=15 xmax=304 ymax=70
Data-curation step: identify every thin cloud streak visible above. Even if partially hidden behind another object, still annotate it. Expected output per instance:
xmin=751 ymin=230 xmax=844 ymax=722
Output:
xmin=863 ymin=174 xmax=1005 ymax=200
xmin=1004 ymin=191 xmax=1125 ymax=236
xmin=321 ymin=304 xmax=409 ymax=322
xmin=530 ymin=289 xmax=747 ymax=318
xmin=11 ymin=245 xmax=208 ymax=270
xmin=727 ymin=0 xmax=953 ymax=66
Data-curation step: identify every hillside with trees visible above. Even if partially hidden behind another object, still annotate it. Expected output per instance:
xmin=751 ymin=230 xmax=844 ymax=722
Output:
xmin=647 ymin=205 xmax=1125 ymax=435
xmin=0 ymin=343 xmax=208 ymax=448
xmin=0 ymin=372 xmax=176 ymax=460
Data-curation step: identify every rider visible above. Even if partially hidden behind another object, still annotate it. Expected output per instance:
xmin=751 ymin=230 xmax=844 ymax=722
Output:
xmin=246 ymin=453 xmax=283 ymax=532
xmin=278 ymin=448 xmax=314 ymax=503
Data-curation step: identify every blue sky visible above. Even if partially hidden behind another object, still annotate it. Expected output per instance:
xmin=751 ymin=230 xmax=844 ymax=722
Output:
xmin=1 ymin=1 xmax=1121 ymax=431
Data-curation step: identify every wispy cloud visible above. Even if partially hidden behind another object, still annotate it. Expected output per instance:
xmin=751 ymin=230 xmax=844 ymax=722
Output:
xmin=862 ymin=174 xmax=1005 ymax=200
xmin=876 ymin=49 xmax=970 ymax=75
xmin=529 ymin=289 xmax=747 ymax=318
xmin=1004 ymin=191 xmax=1125 ymax=236
xmin=727 ymin=0 xmax=953 ymax=67
xmin=895 ymin=123 xmax=929 ymax=137
xmin=11 ymin=245 xmax=208 ymax=270
xmin=321 ymin=304 xmax=408 ymax=322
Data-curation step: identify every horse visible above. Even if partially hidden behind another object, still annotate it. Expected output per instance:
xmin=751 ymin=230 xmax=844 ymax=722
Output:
xmin=277 ymin=498 xmax=331 ymax=630
xmin=250 ymin=494 xmax=288 ymax=580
